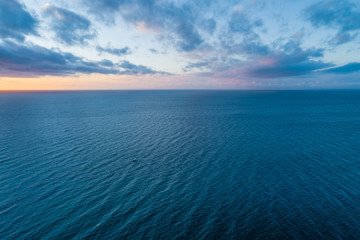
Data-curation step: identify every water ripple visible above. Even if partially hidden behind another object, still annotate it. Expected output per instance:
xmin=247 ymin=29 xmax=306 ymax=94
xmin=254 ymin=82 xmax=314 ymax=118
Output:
xmin=1 ymin=90 xmax=360 ymax=239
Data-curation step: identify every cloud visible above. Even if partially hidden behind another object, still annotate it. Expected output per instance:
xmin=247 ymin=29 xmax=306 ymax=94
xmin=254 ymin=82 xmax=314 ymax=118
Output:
xmin=149 ymin=48 xmax=158 ymax=54
xmin=304 ymin=0 xmax=360 ymax=44
xmin=227 ymin=39 xmax=270 ymax=56
xmin=329 ymin=32 xmax=357 ymax=45
xmin=229 ymin=11 xmax=263 ymax=34
xmin=175 ymin=21 xmax=203 ymax=51
xmin=222 ymin=11 xmax=268 ymax=56
xmin=244 ymin=41 xmax=331 ymax=78
xmin=166 ymin=9 xmax=337 ymax=81
xmin=82 ymin=0 xmax=207 ymax=52
xmin=183 ymin=62 xmax=209 ymax=72
xmin=246 ymin=61 xmax=331 ymax=78
xmin=42 ymin=4 xmax=96 ymax=45
xmin=96 ymin=46 xmax=131 ymax=56
xmin=119 ymin=60 xmax=160 ymax=75
xmin=322 ymin=62 xmax=360 ymax=74
xmin=0 ymin=0 xmax=38 ymax=41
xmin=2 ymin=0 xmax=358 ymax=88
xmin=195 ymin=39 xmax=331 ymax=79
xmin=199 ymin=19 xmax=217 ymax=34
xmin=0 ymin=40 xmax=163 ymax=77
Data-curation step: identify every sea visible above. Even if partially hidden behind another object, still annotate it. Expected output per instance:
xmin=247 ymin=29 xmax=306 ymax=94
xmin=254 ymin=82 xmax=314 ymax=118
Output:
xmin=1 ymin=90 xmax=360 ymax=239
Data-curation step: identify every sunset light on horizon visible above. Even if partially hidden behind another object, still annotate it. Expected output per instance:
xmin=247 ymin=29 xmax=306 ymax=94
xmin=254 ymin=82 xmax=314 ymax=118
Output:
xmin=1 ymin=0 xmax=360 ymax=90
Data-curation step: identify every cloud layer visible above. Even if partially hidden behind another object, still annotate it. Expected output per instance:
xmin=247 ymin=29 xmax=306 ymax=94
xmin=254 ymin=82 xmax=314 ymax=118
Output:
xmin=82 ymin=0 xmax=210 ymax=52
xmin=0 ymin=40 xmax=162 ymax=77
xmin=0 ymin=0 xmax=360 ymax=88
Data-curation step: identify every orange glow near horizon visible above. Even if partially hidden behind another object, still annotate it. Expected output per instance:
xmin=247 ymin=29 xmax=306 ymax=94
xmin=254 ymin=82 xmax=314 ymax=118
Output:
xmin=0 ymin=73 xmax=250 ymax=91
xmin=0 ymin=74 xmax=173 ymax=91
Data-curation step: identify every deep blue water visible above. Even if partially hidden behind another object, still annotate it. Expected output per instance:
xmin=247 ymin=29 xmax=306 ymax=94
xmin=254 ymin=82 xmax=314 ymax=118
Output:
xmin=1 ymin=90 xmax=360 ymax=239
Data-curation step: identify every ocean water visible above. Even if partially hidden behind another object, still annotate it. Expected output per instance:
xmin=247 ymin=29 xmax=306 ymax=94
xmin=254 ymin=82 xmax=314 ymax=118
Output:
xmin=1 ymin=90 xmax=360 ymax=239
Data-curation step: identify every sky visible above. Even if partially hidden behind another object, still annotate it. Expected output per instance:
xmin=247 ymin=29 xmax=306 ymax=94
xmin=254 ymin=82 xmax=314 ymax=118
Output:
xmin=1 ymin=0 xmax=360 ymax=90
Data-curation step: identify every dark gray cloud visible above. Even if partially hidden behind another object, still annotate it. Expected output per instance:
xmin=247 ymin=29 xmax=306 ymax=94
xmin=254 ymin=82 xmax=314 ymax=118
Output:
xmin=96 ymin=46 xmax=131 ymax=56
xmin=42 ymin=5 xmax=96 ymax=45
xmin=0 ymin=40 xmax=163 ymax=77
xmin=322 ymin=62 xmax=360 ymax=74
xmin=0 ymin=0 xmax=38 ymax=41
xmin=304 ymin=0 xmax=360 ymax=45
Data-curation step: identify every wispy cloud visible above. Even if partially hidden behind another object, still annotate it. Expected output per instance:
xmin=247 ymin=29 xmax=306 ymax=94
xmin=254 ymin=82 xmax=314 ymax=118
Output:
xmin=119 ymin=60 xmax=160 ymax=75
xmin=183 ymin=62 xmax=209 ymax=72
xmin=96 ymin=46 xmax=131 ymax=56
xmin=42 ymin=4 xmax=96 ymax=45
xmin=82 ymin=0 xmax=212 ymax=52
xmin=322 ymin=62 xmax=360 ymax=74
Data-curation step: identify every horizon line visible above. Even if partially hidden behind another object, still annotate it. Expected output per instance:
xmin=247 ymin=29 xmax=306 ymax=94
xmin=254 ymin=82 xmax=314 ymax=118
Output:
xmin=1 ymin=88 xmax=360 ymax=93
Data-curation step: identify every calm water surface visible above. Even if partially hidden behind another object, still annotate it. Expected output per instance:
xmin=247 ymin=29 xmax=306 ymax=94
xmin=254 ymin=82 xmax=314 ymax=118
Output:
xmin=1 ymin=90 xmax=360 ymax=239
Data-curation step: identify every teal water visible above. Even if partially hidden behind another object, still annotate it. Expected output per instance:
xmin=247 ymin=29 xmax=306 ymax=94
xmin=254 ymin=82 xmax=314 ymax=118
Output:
xmin=1 ymin=90 xmax=360 ymax=239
